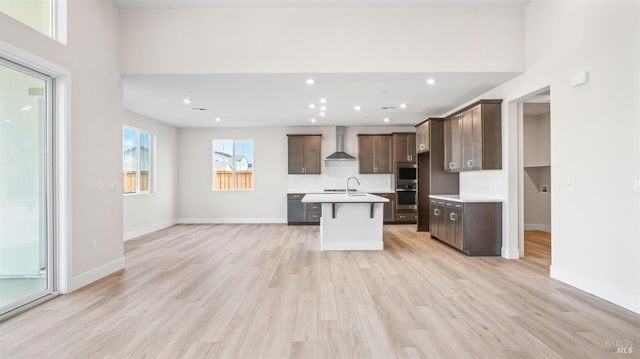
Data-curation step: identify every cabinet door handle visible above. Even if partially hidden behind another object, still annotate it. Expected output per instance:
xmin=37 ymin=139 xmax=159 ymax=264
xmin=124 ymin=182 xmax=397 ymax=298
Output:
xmin=448 ymin=162 xmax=456 ymax=169
xmin=302 ymin=167 xmax=306 ymax=173
xmin=434 ymin=208 xmax=440 ymax=216
xmin=419 ymin=144 xmax=426 ymax=151
xmin=450 ymin=212 xmax=457 ymax=221
xmin=467 ymin=160 xmax=473 ymax=167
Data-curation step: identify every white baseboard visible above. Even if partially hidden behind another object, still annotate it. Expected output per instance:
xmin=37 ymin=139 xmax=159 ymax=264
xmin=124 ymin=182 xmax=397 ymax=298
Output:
xmin=70 ymin=257 xmax=125 ymax=292
xmin=550 ymin=265 xmax=640 ymax=315
xmin=178 ymin=217 xmax=287 ymax=224
xmin=501 ymin=247 xmax=520 ymax=259
xmin=321 ymin=241 xmax=383 ymax=251
xmin=124 ymin=220 xmax=177 ymax=241
xmin=524 ymin=224 xmax=552 ymax=233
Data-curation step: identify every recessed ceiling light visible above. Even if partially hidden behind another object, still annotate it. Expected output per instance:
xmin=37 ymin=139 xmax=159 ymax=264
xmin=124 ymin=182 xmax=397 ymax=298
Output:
xmin=306 ymin=78 xmax=315 ymax=85
xmin=399 ymin=103 xmax=407 ymax=109
xmin=192 ymin=107 xmax=207 ymax=111
xmin=319 ymin=98 xmax=327 ymax=104
xmin=310 ymin=118 xmax=316 ymax=123
xmin=215 ymin=117 xmax=221 ymax=122
xmin=20 ymin=105 xmax=32 ymax=112
xmin=183 ymin=98 xmax=192 ymax=104
xmin=354 ymin=105 xmax=361 ymax=111
xmin=4 ymin=119 xmax=10 ymax=123
xmin=308 ymin=104 xmax=316 ymax=109
xmin=383 ymin=118 xmax=390 ymax=123
xmin=319 ymin=112 xmax=326 ymax=117
xmin=320 ymin=106 xmax=326 ymax=111
xmin=426 ymin=78 xmax=436 ymax=85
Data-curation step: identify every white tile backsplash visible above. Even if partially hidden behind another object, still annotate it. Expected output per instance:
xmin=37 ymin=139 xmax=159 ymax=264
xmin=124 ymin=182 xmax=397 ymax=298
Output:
xmin=459 ymin=170 xmax=503 ymax=198
xmin=288 ymin=161 xmax=393 ymax=193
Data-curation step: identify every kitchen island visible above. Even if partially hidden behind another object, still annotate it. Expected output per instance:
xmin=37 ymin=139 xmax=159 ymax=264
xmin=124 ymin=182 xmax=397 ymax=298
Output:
xmin=301 ymin=193 xmax=389 ymax=251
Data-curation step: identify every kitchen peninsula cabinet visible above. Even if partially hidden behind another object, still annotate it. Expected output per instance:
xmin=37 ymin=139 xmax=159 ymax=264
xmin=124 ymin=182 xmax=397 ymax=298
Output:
xmin=444 ymin=100 xmax=502 ymax=172
xmin=287 ymin=135 xmax=322 ymax=174
xmin=428 ymin=195 xmax=502 ymax=256
xmin=358 ymin=134 xmax=392 ymax=174
xmin=392 ymin=133 xmax=416 ymax=163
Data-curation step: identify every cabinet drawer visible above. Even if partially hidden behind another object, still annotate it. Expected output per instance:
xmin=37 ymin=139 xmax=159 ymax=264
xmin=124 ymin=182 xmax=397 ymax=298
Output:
xmin=395 ymin=213 xmax=418 ymax=222
xmin=306 ymin=202 xmax=321 ymax=211
xmin=288 ymin=193 xmax=305 ymax=200
xmin=306 ymin=210 xmax=321 ymax=222
xmin=444 ymin=201 xmax=464 ymax=211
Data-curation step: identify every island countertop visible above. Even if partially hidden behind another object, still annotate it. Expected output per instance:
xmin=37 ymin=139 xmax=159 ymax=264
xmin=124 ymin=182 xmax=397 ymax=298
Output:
xmin=301 ymin=193 xmax=389 ymax=203
xmin=428 ymin=194 xmax=503 ymax=203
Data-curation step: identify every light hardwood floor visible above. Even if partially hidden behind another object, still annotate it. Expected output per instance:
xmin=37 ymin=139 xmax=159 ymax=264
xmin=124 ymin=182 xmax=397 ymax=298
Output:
xmin=0 ymin=225 xmax=638 ymax=358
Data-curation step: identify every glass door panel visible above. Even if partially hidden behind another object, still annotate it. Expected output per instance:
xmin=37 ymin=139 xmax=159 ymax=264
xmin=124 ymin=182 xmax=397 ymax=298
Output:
xmin=0 ymin=58 xmax=52 ymax=315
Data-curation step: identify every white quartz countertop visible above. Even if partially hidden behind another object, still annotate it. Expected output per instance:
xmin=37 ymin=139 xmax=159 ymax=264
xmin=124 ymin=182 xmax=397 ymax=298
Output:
xmin=302 ymin=193 xmax=389 ymax=203
xmin=429 ymin=194 xmax=503 ymax=203
xmin=289 ymin=189 xmax=394 ymax=194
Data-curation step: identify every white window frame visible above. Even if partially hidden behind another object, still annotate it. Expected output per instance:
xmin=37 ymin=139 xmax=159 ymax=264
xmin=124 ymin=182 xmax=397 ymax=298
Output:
xmin=123 ymin=126 xmax=154 ymax=195
xmin=212 ymin=139 xmax=254 ymax=191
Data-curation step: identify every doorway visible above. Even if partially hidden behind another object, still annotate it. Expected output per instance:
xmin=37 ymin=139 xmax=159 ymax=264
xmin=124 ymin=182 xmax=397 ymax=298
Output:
xmin=0 ymin=57 xmax=55 ymax=317
xmin=519 ymin=90 xmax=551 ymax=271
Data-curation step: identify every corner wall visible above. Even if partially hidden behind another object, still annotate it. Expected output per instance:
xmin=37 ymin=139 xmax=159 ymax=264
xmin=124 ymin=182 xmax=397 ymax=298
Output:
xmin=456 ymin=0 xmax=640 ymax=313
xmin=123 ymin=111 xmax=178 ymax=240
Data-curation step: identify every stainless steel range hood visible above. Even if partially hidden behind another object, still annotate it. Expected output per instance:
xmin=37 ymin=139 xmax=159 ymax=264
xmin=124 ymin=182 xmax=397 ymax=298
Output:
xmin=325 ymin=126 xmax=357 ymax=161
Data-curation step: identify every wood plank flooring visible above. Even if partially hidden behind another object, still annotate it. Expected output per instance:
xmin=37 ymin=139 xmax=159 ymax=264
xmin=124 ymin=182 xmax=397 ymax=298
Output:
xmin=0 ymin=224 xmax=638 ymax=358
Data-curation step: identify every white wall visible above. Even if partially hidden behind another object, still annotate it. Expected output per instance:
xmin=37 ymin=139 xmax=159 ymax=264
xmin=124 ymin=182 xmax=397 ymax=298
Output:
xmin=120 ymin=7 xmax=524 ymax=74
xmin=0 ymin=0 xmax=124 ymax=290
xmin=178 ymin=125 xmax=412 ymax=222
xmin=453 ymin=0 xmax=640 ymax=313
xmin=123 ymin=111 xmax=178 ymax=240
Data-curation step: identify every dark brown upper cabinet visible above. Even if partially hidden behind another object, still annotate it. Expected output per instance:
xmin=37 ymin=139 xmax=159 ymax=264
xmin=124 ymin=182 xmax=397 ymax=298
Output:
xmin=358 ymin=134 xmax=392 ymax=174
xmin=415 ymin=121 xmax=430 ymax=154
xmin=444 ymin=100 xmax=502 ymax=172
xmin=287 ymin=135 xmax=322 ymax=174
xmin=392 ymin=133 xmax=416 ymax=163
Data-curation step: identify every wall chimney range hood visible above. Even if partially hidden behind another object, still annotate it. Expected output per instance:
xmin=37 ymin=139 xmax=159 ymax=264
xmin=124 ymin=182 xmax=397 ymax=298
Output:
xmin=325 ymin=126 xmax=357 ymax=161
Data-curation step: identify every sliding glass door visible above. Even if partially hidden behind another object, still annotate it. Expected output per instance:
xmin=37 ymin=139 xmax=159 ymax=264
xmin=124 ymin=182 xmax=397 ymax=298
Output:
xmin=0 ymin=57 xmax=54 ymax=317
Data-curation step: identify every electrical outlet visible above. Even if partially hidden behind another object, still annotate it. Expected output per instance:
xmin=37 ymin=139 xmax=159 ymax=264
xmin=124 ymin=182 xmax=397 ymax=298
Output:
xmin=567 ymin=179 xmax=576 ymax=191
xmin=91 ymin=239 xmax=97 ymax=249
xmin=97 ymin=181 xmax=105 ymax=192
xmin=634 ymin=179 xmax=640 ymax=193
xmin=110 ymin=182 xmax=119 ymax=191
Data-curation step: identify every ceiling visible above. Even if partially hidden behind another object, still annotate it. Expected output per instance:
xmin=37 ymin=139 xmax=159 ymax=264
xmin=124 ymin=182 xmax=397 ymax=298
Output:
xmin=115 ymin=0 xmax=530 ymax=9
xmin=123 ymin=72 xmax=521 ymax=128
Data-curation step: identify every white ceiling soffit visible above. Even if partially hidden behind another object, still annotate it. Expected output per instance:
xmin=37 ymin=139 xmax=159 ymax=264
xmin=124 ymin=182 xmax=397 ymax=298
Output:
xmin=123 ymin=72 xmax=520 ymax=128
xmin=114 ymin=0 xmax=530 ymax=9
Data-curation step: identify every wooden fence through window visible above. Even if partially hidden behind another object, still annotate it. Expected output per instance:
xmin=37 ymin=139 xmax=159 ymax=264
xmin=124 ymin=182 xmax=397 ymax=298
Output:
xmin=123 ymin=171 xmax=149 ymax=193
xmin=215 ymin=170 xmax=253 ymax=190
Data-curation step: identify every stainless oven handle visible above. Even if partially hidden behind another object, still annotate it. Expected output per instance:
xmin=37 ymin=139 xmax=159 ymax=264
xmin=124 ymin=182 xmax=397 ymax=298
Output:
xmin=395 ymin=189 xmax=417 ymax=192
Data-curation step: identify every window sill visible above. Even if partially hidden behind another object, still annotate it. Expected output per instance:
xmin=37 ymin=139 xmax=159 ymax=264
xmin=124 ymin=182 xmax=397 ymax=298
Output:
xmin=123 ymin=192 xmax=153 ymax=197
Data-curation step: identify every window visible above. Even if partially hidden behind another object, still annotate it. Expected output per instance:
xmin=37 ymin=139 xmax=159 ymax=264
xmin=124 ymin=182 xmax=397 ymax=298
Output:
xmin=123 ymin=126 xmax=152 ymax=194
xmin=213 ymin=139 xmax=253 ymax=191
xmin=0 ymin=0 xmax=54 ymax=38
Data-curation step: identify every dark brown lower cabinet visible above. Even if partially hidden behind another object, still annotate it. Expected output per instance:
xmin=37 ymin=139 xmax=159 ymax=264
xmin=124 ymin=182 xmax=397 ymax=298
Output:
xmin=373 ymin=193 xmax=395 ymax=223
xmin=429 ymin=198 xmax=502 ymax=256
xmin=287 ymin=194 xmax=320 ymax=225
xmin=394 ymin=212 xmax=418 ymax=223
